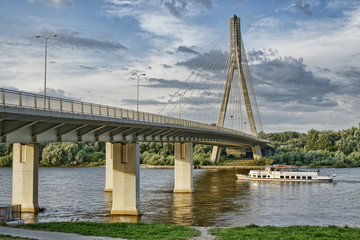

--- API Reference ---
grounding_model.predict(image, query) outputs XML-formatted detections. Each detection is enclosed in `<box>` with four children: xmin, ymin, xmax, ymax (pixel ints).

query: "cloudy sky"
<box><xmin>0</xmin><ymin>0</ymin><xmax>359</xmax><ymax>133</ymax></box>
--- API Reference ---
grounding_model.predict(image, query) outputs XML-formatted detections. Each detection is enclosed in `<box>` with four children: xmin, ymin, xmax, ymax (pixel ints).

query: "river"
<box><xmin>0</xmin><ymin>167</ymin><xmax>359</xmax><ymax>227</ymax></box>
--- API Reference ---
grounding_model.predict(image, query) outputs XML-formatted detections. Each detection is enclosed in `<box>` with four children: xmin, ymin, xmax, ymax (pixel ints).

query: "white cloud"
<box><xmin>246</xmin><ymin>4</ymin><xmax>360</xmax><ymax>71</ymax></box>
<box><xmin>139</xmin><ymin>13</ymin><xmax>209</xmax><ymax>48</ymax></box>
<box><xmin>104</xmin><ymin>0</ymin><xmax>144</xmax><ymax>18</ymax></box>
<box><xmin>252</xmin><ymin>17</ymin><xmax>281</xmax><ymax>28</ymax></box>
<box><xmin>28</xmin><ymin>0</ymin><xmax>72</xmax><ymax>9</ymax></box>
<box><xmin>326</xmin><ymin>0</ymin><xmax>354</xmax><ymax>10</ymax></box>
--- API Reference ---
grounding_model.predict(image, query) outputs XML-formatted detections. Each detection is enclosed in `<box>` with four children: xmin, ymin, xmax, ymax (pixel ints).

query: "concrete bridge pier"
<box><xmin>252</xmin><ymin>145</ymin><xmax>262</xmax><ymax>159</ymax></box>
<box><xmin>104</xmin><ymin>142</ymin><xmax>113</xmax><ymax>192</ymax></box>
<box><xmin>12</xmin><ymin>143</ymin><xmax>40</xmax><ymax>213</ymax></box>
<box><xmin>110</xmin><ymin>142</ymin><xmax>140</xmax><ymax>215</ymax></box>
<box><xmin>174</xmin><ymin>142</ymin><xmax>194</xmax><ymax>193</ymax></box>
<box><xmin>210</xmin><ymin>145</ymin><xmax>221</xmax><ymax>164</ymax></box>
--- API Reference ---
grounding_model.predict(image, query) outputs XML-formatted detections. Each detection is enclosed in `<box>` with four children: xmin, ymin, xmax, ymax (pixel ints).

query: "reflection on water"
<box><xmin>0</xmin><ymin>167</ymin><xmax>359</xmax><ymax>227</ymax></box>
<box><xmin>171</xmin><ymin>193</ymin><xmax>193</xmax><ymax>225</ymax></box>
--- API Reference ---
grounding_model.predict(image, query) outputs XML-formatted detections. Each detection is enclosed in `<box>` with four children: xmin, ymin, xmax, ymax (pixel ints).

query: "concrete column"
<box><xmin>111</xmin><ymin>142</ymin><xmax>140</xmax><ymax>215</ymax></box>
<box><xmin>210</xmin><ymin>145</ymin><xmax>221</xmax><ymax>163</ymax></box>
<box><xmin>12</xmin><ymin>143</ymin><xmax>39</xmax><ymax>213</ymax></box>
<box><xmin>104</xmin><ymin>142</ymin><xmax>113</xmax><ymax>192</ymax></box>
<box><xmin>252</xmin><ymin>145</ymin><xmax>262</xmax><ymax>159</ymax></box>
<box><xmin>174</xmin><ymin>142</ymin><xmax>193</xmax><ymax>193</ymax></box>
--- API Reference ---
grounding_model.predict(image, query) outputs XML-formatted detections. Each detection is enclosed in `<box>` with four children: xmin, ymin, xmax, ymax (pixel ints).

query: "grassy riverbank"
<box><xmin>17</xmin><ymin>222</ymin><xmax>360</xmax><ymax>240</ymax></box>
<box><xmin>211</xmin><ymin>224</ymin><xmax>360</xmax><ymax>240</ymax></box>
<box><xmin>22</xmin><ymin>222</ymin><xmax>200</xmax><ymax>240</ymax></box>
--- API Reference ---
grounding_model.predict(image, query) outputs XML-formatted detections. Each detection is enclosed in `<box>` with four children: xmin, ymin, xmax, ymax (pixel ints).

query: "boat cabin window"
<box><xmin>297</xmin><ymin>176</ymin><xmax>301</xmax><ymax>179</ymax></box>
<box><xmin>307</xmin><ymin>176</ymin><xmax>312</xmax><ymax>179</ymax></box>
<box><xmin>285</xmin><ymin>176</ymin><xmax>289</xmax><ymax>179</ymax></box>
<box><xmin>291</xmin><ymin>176</ymin><xmax>295</xmax><ymax>179</ymax></box>
<box><xmin>280</xmin><ymin>176</ymin><xmax>284</xmax><ymax>179</ymax></box>
<box><xmin>252</xmin><ymin>175</ymin><xmax>256</xmax><ymax>178</ymax></box>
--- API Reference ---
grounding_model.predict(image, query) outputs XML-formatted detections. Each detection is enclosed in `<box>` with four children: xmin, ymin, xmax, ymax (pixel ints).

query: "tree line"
<box><xmin>0</xmin><ymin>142</ymin><xmax>106</xmax><ymax>167</ymax></box>
<box><xmin>0</xmin><ymin>126</ymin><xmax>359</xmax><ymax>168</ymax></box>
<box><xmin>0</xmin><ymin>142</ymin><xmax>219</xmax><ymax>167</ymax></box>
<box><xmin>259</xmin><ymin>127</ymin><xmax>360</xmax><ymax>167</ymax></box>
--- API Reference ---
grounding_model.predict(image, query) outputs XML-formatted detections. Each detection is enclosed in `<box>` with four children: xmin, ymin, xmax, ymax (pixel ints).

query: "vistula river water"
<box><xmin>0</xmin><ymin>167</ymin><xmax>359</xmax><ymax>227</ymax></box>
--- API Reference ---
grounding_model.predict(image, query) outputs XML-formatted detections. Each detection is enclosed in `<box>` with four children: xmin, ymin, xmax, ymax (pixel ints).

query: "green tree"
<box><xmin>318</xmin><ymin>133</ymin><xmax>330</xmax><ymax>150</ymax></box>
<box><xmin>0</xmin><ymin>143</ymin><xmax>12</xmax><ymax>156</ymax></box>
<box><xmin>41</xmin><ymin>142</ymin><xmax>78</xmax><ymax>166</ymax></box>
<box><xmin>0</xmin><ymin>155</ymin><xmax>12</xmax><ymax>167</ymax></box>
<box><xmin>305</xmin><ymin>129</ymin><xmax>319</xmax><ymax>151</ymax></box>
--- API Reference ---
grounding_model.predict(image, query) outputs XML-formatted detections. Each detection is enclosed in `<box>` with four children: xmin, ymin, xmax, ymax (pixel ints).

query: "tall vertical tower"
<box><xmin>211</xmin><ymin>15</ymin><xmax>262</xmax><ymax>163</ymax></box>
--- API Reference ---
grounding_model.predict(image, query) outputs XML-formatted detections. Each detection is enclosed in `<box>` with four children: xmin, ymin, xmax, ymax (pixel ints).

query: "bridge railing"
<box><xmin>0</xmin><ymin>88</ymin><xmax>257</xmax><ymax>139</ymax></box>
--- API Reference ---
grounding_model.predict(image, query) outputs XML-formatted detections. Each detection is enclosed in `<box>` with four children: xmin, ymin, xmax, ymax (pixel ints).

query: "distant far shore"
<box><xmin>140</xmin><ymin>164</ymin><xmax>265</xmax><ymax>169</ymax></box>
<box><xmin>0</xmin><ymin>164</ymin><xmax>345</xmax><ymax>169</ymax></box>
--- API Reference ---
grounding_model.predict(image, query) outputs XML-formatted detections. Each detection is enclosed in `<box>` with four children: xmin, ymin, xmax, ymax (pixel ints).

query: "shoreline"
<box><xmin>140</xmin><ymin>164</ymin><xmax>265</xmax><ymax>169</ymax></box>
<box><xmin>0</xmin><ymin>165</ymin><xmax>345</xmax><ymax>169</ymax></box>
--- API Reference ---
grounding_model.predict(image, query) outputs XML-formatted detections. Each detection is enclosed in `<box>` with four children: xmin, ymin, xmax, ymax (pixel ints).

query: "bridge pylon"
<box><xmin>211</xmin><ymin>15</ymin><xmax>262</xmax><ymax>163</ymax></box>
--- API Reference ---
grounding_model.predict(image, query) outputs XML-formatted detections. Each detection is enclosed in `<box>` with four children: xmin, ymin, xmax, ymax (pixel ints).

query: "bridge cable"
<box><xmin>167</xmin><ymin>29</ymin><xmax>229</xmax><ymax>121</ymax></box>
<box><xmin>158</xmin><ymin>29</ymin><xmax>229</xmax><ymax>116</ymax></box>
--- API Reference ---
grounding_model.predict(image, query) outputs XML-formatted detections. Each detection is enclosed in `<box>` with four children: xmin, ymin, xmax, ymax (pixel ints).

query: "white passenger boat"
<box><xmin>236</xmin><ymin>165</ymin><xmax>336</xmax><ymax>182</ymax></box>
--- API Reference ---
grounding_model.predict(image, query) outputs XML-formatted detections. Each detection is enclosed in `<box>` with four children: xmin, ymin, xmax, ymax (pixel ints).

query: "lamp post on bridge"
<box><xmin>35</xmin><ymin>33</ymin><xmax>57</xmax><ymax>109</ymax></box>
<box><xmin>132</xmin><ymin>73</ymin><xmax>146</xmax><ymax>118</ymax></box>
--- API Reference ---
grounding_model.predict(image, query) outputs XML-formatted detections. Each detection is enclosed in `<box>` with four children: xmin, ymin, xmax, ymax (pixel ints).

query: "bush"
<box><xmin>40</xmin><ymin>142</ymin><xmax>105</xmax><ymax>167</ymax></box>
<box><xmin>252</xmin><ymin>157</ymin><xmax>273</xmax><ymax>166</ymax></box>
<box><xmin>87</xmin><ymin>152</ymin><xmax>105</xmax><ymax>163</ymax></box>
<box><xmin>0</xmin><ymin>155</ymin><xmax>12</xmax><ymax>167</ymax></box>
<box><xmin>346</xmin><ymin>151</ymin><xmax>360</xmax><ymax>167</ymax></box>
<box><xmin>193</xmin><ymin>152</ymin><xmax>212</xmax><ymax>166</ymax></box>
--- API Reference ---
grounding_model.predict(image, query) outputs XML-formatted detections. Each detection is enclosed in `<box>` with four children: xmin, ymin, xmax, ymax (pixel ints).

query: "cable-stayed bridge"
<box><xmin>1</xmin><ymin>15</ymin><xmax>271</xmax><ymax>216</ymax></box>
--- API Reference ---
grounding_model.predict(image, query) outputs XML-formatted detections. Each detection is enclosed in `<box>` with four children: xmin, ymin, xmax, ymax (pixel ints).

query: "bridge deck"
<box><xmin>0</xmin><ymin>88</ymin><xmax>269</xmax><ymax>147</ymax></box>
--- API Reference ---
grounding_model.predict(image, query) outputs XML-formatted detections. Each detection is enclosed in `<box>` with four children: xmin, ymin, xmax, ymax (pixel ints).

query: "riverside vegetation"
<box><xmin>8</xmin><ymin>222</ymin><xmax>360</xmax><ymax>240</ymax></box>
<box><xmin>0</xmin><ymin>126</ymin><xmax>359</xmax><ymax>168</ymax></box>
<box><xmin>210</xmin><ymin>224</ymin><xmax>360</xmax><ymax>240</ymax></box>
<box><xmin>258</xmin><ymin>126</ymin><xmax>360</xmax><ymax>168</ymax></box>
<box><xmin>0</xmin><ymin>142</ymin><xmax>218</xmax><ymax>167</ymax></box>
<box><xmin>21</xmin><ymin>222</ymin><xmax>200</xmax><ymax>240</ymax></box>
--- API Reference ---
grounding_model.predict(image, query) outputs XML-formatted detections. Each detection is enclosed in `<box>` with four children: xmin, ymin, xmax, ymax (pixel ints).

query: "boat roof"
<box><xmin>267</xmin><ymin>165</ymin><xmax>297</xmax><ymax>169</ymax></box>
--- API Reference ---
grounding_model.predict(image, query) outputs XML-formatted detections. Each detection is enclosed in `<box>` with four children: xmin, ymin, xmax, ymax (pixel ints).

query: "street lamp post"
<box><xmin>35</xmin><ymin>34</ymin><xmax>57</xmax><ymax>108</ymax></box>
<box><xmin>132</xmin><ymin>73</ymin><xmax>146</xmax><ymax>115</ymax></box>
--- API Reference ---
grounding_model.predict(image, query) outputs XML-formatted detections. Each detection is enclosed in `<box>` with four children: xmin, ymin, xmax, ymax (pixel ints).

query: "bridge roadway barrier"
<box><xmin>0</xmin><ymin>88</ymin><xmax>270</xmax><ymax>215</ymax></box>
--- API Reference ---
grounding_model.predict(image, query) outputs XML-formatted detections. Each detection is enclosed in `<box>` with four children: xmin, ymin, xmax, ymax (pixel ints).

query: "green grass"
<box><xmin>0</xmin><ymin>235</ymin><xmax>35</xmax><ymax>240</ymax></box>
<box><xmin>23</xmin><ymin>222</ymin><xmax>200</xmax><ymax>240</ymax></box>
<box><xmin>210</xmin><ymin>224</ymin><xmax>360</xmax><ymax>240</ymax></box>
